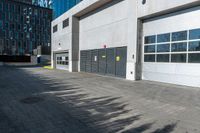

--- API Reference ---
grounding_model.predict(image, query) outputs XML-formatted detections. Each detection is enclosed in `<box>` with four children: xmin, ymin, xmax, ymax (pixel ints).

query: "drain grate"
<box><xmin>20</xmin><ymin>96</ymin><xmax>44</xmax><ymax>104</ymax></box>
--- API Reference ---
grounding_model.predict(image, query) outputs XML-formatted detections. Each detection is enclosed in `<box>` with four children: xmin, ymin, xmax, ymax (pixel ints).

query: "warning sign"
<box><xmin>116</xmin><ymin>56</ymin><xmax>120</xmax><ymax>62</ymax></box>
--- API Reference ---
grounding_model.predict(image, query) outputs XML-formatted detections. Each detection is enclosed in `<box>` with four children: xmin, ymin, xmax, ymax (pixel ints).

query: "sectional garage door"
<box><xmin>55</xmin><ymin>52</ymin><xmax>69</xmax><ymax>70</ymax></box>
<box><xmin>80</xmin><ymin>47</ymin><xmax>127</xmax><ymax>78</ymax></box>
<box><xmin>142</xmin><ymin>7</ymin><xmax>200</xmax><ymax>87</ymax></box>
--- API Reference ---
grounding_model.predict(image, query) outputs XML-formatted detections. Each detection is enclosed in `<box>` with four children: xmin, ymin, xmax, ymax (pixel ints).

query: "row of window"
<box><xmin>144</xmin><ymin>53</ymin><xmax>200</xmax><ymax>63</ymax></box>
<box><xmin>56</xmin><ymin>56</ymin><xmax>69</xmax><ymax>65</ymax></box>
<box><xmin>144</xmin><ymin>28</ymin><xmax>200</xmax><ymax>63</ymax></box>
<box><xmin>144</xmin><ymin>41</ymin><xmax>200</xmax><ymax>53</ymax></box>
<box><xmin>145</xmin><ymin>28</ymin><xmax>200</xmax><ymax>44</ymax></box>
<box><xmin>53</xmin><ymin>18</ymin><xmax>69</xmax><ymax>33</ymax></box>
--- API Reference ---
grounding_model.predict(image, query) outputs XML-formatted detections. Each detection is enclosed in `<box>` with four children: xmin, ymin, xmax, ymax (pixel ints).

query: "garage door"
<box><xmin>55</xmin><ymin>52</ymin><xmax>69</xmax><ymax>70</ymax></box>
<box><xmin>80</xmin><ymin>46</ymin><xmax>127</xmax><ymax>78</ymax></box>
<box><xmin>142</xmin><ymin>7</ymin><xmax>200</xmax><ymax>87</ymax></box>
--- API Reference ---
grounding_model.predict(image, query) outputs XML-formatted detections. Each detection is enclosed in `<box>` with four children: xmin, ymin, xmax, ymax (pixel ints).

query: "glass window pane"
<box><xmin>157</xmin><ymin>33</ymin><xmax>170</xmax><ymax>43</ymax></box>
<box><xmin>157</xmin><ymin>44</ymin><xmax>170</xmax><ymax>52</ymax></box>
<box><xmin>172</xmin><ymin>31</ymin><xmax>187</xmax><ymax>41</ymax></box>
<box><xmin>189</xmin><ymin>41</ymin><xmax>200</xmax><ymax>51</ymax></box>
<box><xmin>189</xmin><ymin>28</ymin><xmax>200</xmax><ymax>40</ymax></box>
<box><xmin>144</xmin><ymin>45</ymin><xmax>155</xmax><ymax>53</ymax></box>
<box><xmin>171</xmin><ymin>54</ymin><xmax>186</xmax><ymax>63</ymax></box>
<box><xmin>63</xmin><ymin>18</ymin><xmax>69</xmax><ymax>28</ymax></box>
<box><xmin>171</xmin><ymin>42</ymin><xmax>187</xmax><ymax>52</ymax></box>
<box><xmin>157</xmin><ymin>54</ymin><xmax>169</xmax><ymax>62</ymax></box>
<box><xmin>144</xmin><ymin>35</ymin><xmax>156</xmax><ymax>44</ymax></box>
<box><xmin>188</xmin><ymin>53</ymin><xmax>200</xmax><ymax>63</ymax></box>
<box><xmin>144</xmin><ymin>54</ymin><xmax>155</xmax><ymax>62</ymax></box>
<box><xmin>53</xmin><ymin>25</ymin><xmax>57</xmax><ymax>33</ymax></box>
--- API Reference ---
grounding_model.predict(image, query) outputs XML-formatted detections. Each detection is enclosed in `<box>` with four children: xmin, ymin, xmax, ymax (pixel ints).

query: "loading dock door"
<box><xmin>55</xmin><ymin>52</ymin><xmax>69</xmax><ymax>70</ymax></box>
<box><xmin>106</xmin><ymin>48</ymin><xmax>116</xmax><ymax>76</ymax></box>
<box><xmin>91</xmin><ymin>50</ymin><xmax>98</xmax><ymax>73</ymax></box>
<box><xmin>98</xmin><ymin>49</ymin><xmax>107</xmax><ymax>75</ymax></box>
<box><xmin>115</xmin><ymin>47</ymin><xmax>127</xmax><ymax>78</ymax></box>
<box><xmin>80</xmin><ymin>51</ymin><xmax>87</xmax><ymax>72</ymax></box>
<box><xmin>142</xmin><ymin>7</ymin><xmax>200</xmax><ymax>87</ymax></box>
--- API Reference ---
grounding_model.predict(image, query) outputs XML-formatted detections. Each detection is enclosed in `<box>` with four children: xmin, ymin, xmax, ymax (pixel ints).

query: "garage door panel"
<box><xmin>86</xmin><ymin>50</ymin><xmax>92</xmax><ymax>72</ymax></box>
<box><xmin>98</xmin><ymin>49</ymin><xmax>107</xmax><ymax>74</ymax></box>
<box><xmin>106</xmin><ymin>48</ymin><xmax>115</xmax><ymax>76</ymax></box>
<box><xmin>116</xmin><ymin>47</ymin><xmax>127</xmax><ymax>78</ymax></box>
<box><xmin>80</xmin><ymin>51</ymin><xmax>87</xmax><ymax>72</ymax></box>
<box><xmin>91</xmin><ymin>50</ymin><xmax>98</xmax><ymax>73</ymax></box>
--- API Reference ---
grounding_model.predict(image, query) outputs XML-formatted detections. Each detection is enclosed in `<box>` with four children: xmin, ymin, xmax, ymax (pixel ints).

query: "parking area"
<box><xmin>0</xmin><ymin>66</ymin><xmax>200</xmax><ymax>133</ymax></box>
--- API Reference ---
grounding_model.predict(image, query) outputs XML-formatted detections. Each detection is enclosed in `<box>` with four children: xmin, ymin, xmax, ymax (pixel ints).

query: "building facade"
<box><xmin>0</xmin><ymin>0</ymin><xmax>52</xmax><ymax>55</ymax></box>
<box><xmin>51</xmin><ymin>0</ymin><xmax>200</xmax><ymax>87</ymax></box>
<box><xmin>52</xmin><ymin>0</ymin><xmax>82</xmax><ymax>18</ymax></box>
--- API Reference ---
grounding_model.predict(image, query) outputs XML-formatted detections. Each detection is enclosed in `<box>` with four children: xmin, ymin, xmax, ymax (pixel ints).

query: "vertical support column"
<box><xmin>71</xmin><ymin>16</ymin><xmax>80</xmax><ymax>72</ymax></box>
<box><xmin>126</xmin><ymin>0</ymin><xmax>138</xmax><ymax>80</ymax></box>
<box><xmin>135</xmin><ymin>19</ymin><xmax>143</xmax><ymax>80</ymax></box>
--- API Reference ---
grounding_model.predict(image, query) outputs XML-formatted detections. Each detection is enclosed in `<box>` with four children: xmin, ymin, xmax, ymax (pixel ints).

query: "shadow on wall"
<box><xmin>19</xmin><ymin>67</ymin><xmax>178</xmax><ymax>133</ymax></box>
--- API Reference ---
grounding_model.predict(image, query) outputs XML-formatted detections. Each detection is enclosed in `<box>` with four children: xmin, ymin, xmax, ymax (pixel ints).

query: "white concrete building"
<box><xmin>51</xmin><ymin>0</ymin><xmax>200</xmax><ymax>87</ymax></box>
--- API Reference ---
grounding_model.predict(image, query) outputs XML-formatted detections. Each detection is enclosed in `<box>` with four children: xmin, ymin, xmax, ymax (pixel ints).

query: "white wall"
<box><xmin>79</xmin><ymin>0</ymin><xmax>128</xmax><ymax>50</ymax></box>
<box><xmin>142</xmin><ymin>7</ymin><xmax>200</xmax><ymax>87</ymax></box>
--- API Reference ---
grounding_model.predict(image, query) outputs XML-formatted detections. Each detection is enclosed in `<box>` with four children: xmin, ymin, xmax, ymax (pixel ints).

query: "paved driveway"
<box><xmin>0</xmin><ymin>66</ymin><xmax>200</xmax><ymax>133</ymax></box>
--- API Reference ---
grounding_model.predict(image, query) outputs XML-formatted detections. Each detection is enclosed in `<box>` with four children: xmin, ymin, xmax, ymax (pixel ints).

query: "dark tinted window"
<box><xmin>171</xmin><ymin>54</ymin><xmax>186</xmax><ymax>63</ymax></box>
<box><xmin>145</xmin><ymin>35</ymin><xmax>156</xmax><ymax>44</ymax></box>
<box><xmin>157</xmin><ymin>54</ymin><xmax>169</xmax><ymax>62</ymax></box>
<box><xmin>188</xmin><ymin>53</ymin><xmax>200</xmax><ymax>63</ymax></box>
<box><xmin>189</xmin><ymin>28</ymin><xmax>200</xmax><ymax>40</ymax></box>
<box><xmin>144</xmin><ymin>54</ymin><xmax>155</xmax><ymax>62</ymax></box>
<box><xmin>53</xmin><ymin>25</ymin><xmax>58</xmax><ymax>33</ymax></box>
<box><xmin>172</xmin><ymin>31</ymin><xmax>187</xmax><ymax>41</ymax></box>
<box><xmin>157</xmin><ymin>33</ymin><xmax>170</xmax><ymax>43</ymax></box>
<box><xmin>189</xmin><ymin>41</ymin><xmax>200</xmax><ymax>51</ymax></box>
<box><xmin>144</xmin><ymin>45</ymin><xmax>155</xmax><ymax>53</ymax></box>
<box><xmin>63</xmin><ymin>18</ymin><xmax>69</xmax><ymax>28</ymax></box>
<box><xmin>157</xmin><ymin>44</ymin><xmax>170</xmax><ymax>52</ymax></box>
<box><xmin>171</xmin><ymin>42</ymin><xmax>187</xmax><ymax>52</ymax></box>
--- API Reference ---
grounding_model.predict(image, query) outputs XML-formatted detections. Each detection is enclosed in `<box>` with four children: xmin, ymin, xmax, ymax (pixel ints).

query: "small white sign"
<box><xmin>94</xmin><ymin>56</ymin><xmax>97</xmax><ymax>62</ymax></box>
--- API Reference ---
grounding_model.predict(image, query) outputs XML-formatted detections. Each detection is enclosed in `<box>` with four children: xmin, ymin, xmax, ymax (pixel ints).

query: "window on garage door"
<box><xmin>144</xmin><ymin>28</ymin><xmax>200</xmax><ymax>63</ymax></box>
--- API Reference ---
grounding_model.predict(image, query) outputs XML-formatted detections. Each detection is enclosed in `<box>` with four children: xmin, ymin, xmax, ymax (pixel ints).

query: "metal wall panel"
<box><xmin>91</xmin><ymin>50</ymin><xmax>99</xmax><ymax>73</ymax></box>
<box><xmin>115</xmin><ymin>47</ymin><xmax>127</xmax><ymax>78</ymax></box>
<box><xmin>80</xmin><ymin>51</ymin><xmax>87</xmax><ymax>72</ymax></box>
<box><xmin>106</xmin><ymin>48</ymin><xmax>116</xmax><ymax>76</ymax></box>
<box><xmin>98</xmin><ymin>49</ymin><xmax>107</xmax><ymax>74</ymax></box>
<box><xmin>85</xmin><ymin>50</ymin><xmax>92</xmax><ymax>72</ymax></box>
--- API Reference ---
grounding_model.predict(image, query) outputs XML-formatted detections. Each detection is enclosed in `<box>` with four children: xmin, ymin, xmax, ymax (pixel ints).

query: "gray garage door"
<box><xmin>80</xmin><ymin>46</ymin><xmax>127</xmax><ymax>78</ymax></box>
<box><xmin>55</xmin><ymin>52</ymin><xmax>69</xmax><ymax>70</ymax></box>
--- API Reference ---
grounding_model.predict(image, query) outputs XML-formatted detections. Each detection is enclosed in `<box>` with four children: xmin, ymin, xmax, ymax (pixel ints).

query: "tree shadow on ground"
<box><xmin>0</xmin><ymin>67</ymin><xmax>179</xmax><ymax>133</ymax></box>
